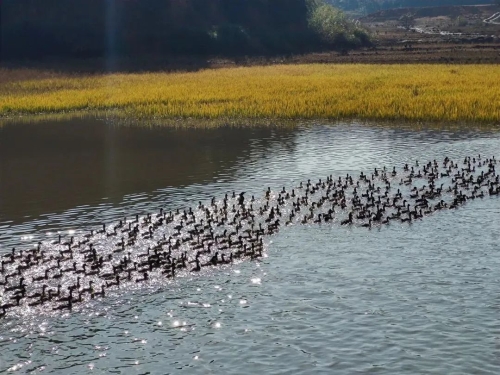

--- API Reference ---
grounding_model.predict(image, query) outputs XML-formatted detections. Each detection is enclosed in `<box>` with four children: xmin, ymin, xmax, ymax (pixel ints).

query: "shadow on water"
<box><xmin>0</xmin><ymin>115</ymin><xmax>498</xmax><ymax>227</ymax></box>
<box><xmin>0</xmin><ymin>117</ymin><xmax>296</xmax><ymax>224</ymax></box>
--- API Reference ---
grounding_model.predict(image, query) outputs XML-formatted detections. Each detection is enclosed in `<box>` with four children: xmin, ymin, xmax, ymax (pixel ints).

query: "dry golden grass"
<box><xmin>1</xmin><ymin>64</ymin><xmax>499</xmax><ymax>123</ymax></box>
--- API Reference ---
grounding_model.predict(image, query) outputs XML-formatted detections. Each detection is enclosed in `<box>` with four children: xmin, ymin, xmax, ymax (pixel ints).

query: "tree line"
<box><xmin>1</xmin><ymin>0</ymin><xmax>370</xmax><ymax>61</ymax></box>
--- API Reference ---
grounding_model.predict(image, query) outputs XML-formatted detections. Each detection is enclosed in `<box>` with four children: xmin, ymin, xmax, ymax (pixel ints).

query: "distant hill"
<box><xmin>360</xmin><ymin>3</ymin><xmax>498</xmax><ymax>21</ymax></box>
<box><xmin>327</xmin><ymin>0</ymin><xmax>495</xmax><ymax>13</ymax></box>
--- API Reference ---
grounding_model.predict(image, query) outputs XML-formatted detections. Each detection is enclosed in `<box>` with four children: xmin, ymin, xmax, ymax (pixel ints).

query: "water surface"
<box><xmin>0</xmin><ymin>118</ymin><xmax>499</xmax><ymax>374</ymax></box>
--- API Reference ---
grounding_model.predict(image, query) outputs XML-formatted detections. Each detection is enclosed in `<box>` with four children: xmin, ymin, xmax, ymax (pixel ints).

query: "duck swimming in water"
<box><xmin>0</xmin><ymin>153</ymin><xmax>498</xmax><ymax>318</ymax></box>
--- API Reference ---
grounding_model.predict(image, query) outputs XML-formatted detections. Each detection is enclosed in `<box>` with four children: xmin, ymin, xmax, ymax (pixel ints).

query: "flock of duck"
<box><xmin>0</xmin><ymin>154</ymin><xmax>498</xmax><ymax>318</ymax></box>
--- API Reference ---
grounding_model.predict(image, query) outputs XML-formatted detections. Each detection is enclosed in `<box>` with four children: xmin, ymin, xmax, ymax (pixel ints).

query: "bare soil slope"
<box><xmin>351</xmin><ymin>4</ymin><xmax>500</xmax><ymax>64</ymax></box>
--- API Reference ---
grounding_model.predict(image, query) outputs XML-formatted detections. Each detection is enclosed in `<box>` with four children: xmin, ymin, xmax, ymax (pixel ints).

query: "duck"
<box><xmin>32</xmin><ymin>269</ymin><xmax>50</xmax><ymax>283</ymax></box>
<box><xmin>361</xmin><ymin>219</ymin><xmax>372</xmax><ymax>229</ymax></box>
<box><xmin>341</xmin><ymin>212</ymin><xmax>353</xmax><ymax>225</ymax></box>
<box><xmin>191</xmin><ymin>259</ymin><xmax>201</xmax><ymax>272</ymax></box>
<box><xmin>107</xmin><ymin>275</ymin><xmax>120</xmax><ymax>288</ymax></box>
<box><xmin>5</xmin><ymin>277</ymin><xmax>25</xmax><ymax>292</ymax></box>
<box><xmin>135</xmin><ymin>272</ymin><xmax>149</xmax><ymax>283</ymax></box>
<box><xmin>1</xmin><ymin>153</ymin><xmax>498</xmax><ymax>314</ymax></box>
<box><xmin>91</xmin><ymin>285</ymin><xmax>106</xmax><ymax>299</ymax></box>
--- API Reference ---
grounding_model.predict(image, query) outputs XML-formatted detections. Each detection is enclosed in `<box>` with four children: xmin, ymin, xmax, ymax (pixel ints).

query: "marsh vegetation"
<box><xmin>1</xmin><ymin>64</ymin><xmax>499</xmax><ymax>123</ymax></box>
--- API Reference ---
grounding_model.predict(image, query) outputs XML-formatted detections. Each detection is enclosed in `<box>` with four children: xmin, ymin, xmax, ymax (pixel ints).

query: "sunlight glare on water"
<box><xmin>0</xmin><ymin>118</ymin><xmax>499</xmax><ymax>374</ymax></box>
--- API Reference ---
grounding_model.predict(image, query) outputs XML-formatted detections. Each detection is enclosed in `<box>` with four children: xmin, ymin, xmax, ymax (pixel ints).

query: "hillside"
<box><xmin>0</xmin><ymin>0</ymin><xmax>370</xmax><ymax>64</ymax></box>
<box><xmin>328</xmin><ymin>0</ymin><xmax>495</xmax><ymax>13</ymax></box>
<box><xmin>362</xmin><ymin>4</ymin><xmax>499</xmax><ymax>21</ymax></box>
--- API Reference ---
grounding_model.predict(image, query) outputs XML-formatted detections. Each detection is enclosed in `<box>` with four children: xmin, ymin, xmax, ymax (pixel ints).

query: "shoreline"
<box><xmin>1</xmin><ymin>112</ymin><xmax>499</xmax><ymax>131</ymax></box>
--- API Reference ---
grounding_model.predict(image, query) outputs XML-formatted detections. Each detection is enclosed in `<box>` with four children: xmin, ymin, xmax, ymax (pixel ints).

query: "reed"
<box><xmin>1</xmin><ymin>64</ymin><xmax>499</xmax><ymax>123</ymax></box>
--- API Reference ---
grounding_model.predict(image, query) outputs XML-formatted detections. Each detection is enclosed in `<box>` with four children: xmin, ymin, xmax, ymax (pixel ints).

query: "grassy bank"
<box><xmin>1</xmin><ymin>64</ymin><xmax>499</xmax><ymax>123</ymax></box>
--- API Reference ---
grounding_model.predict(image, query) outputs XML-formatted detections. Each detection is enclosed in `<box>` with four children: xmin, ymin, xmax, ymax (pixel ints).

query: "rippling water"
<box><xmin>1</xmin><ymin>118</ymin><xmax>499</xmax><ymax>374</ymax></box>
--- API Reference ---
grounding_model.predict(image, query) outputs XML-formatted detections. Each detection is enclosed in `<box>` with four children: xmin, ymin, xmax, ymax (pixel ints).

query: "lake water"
<box><xmin>0</xmin><ymin>118</ymin><xmax>499</xmax><ymax>374</ymax></box>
